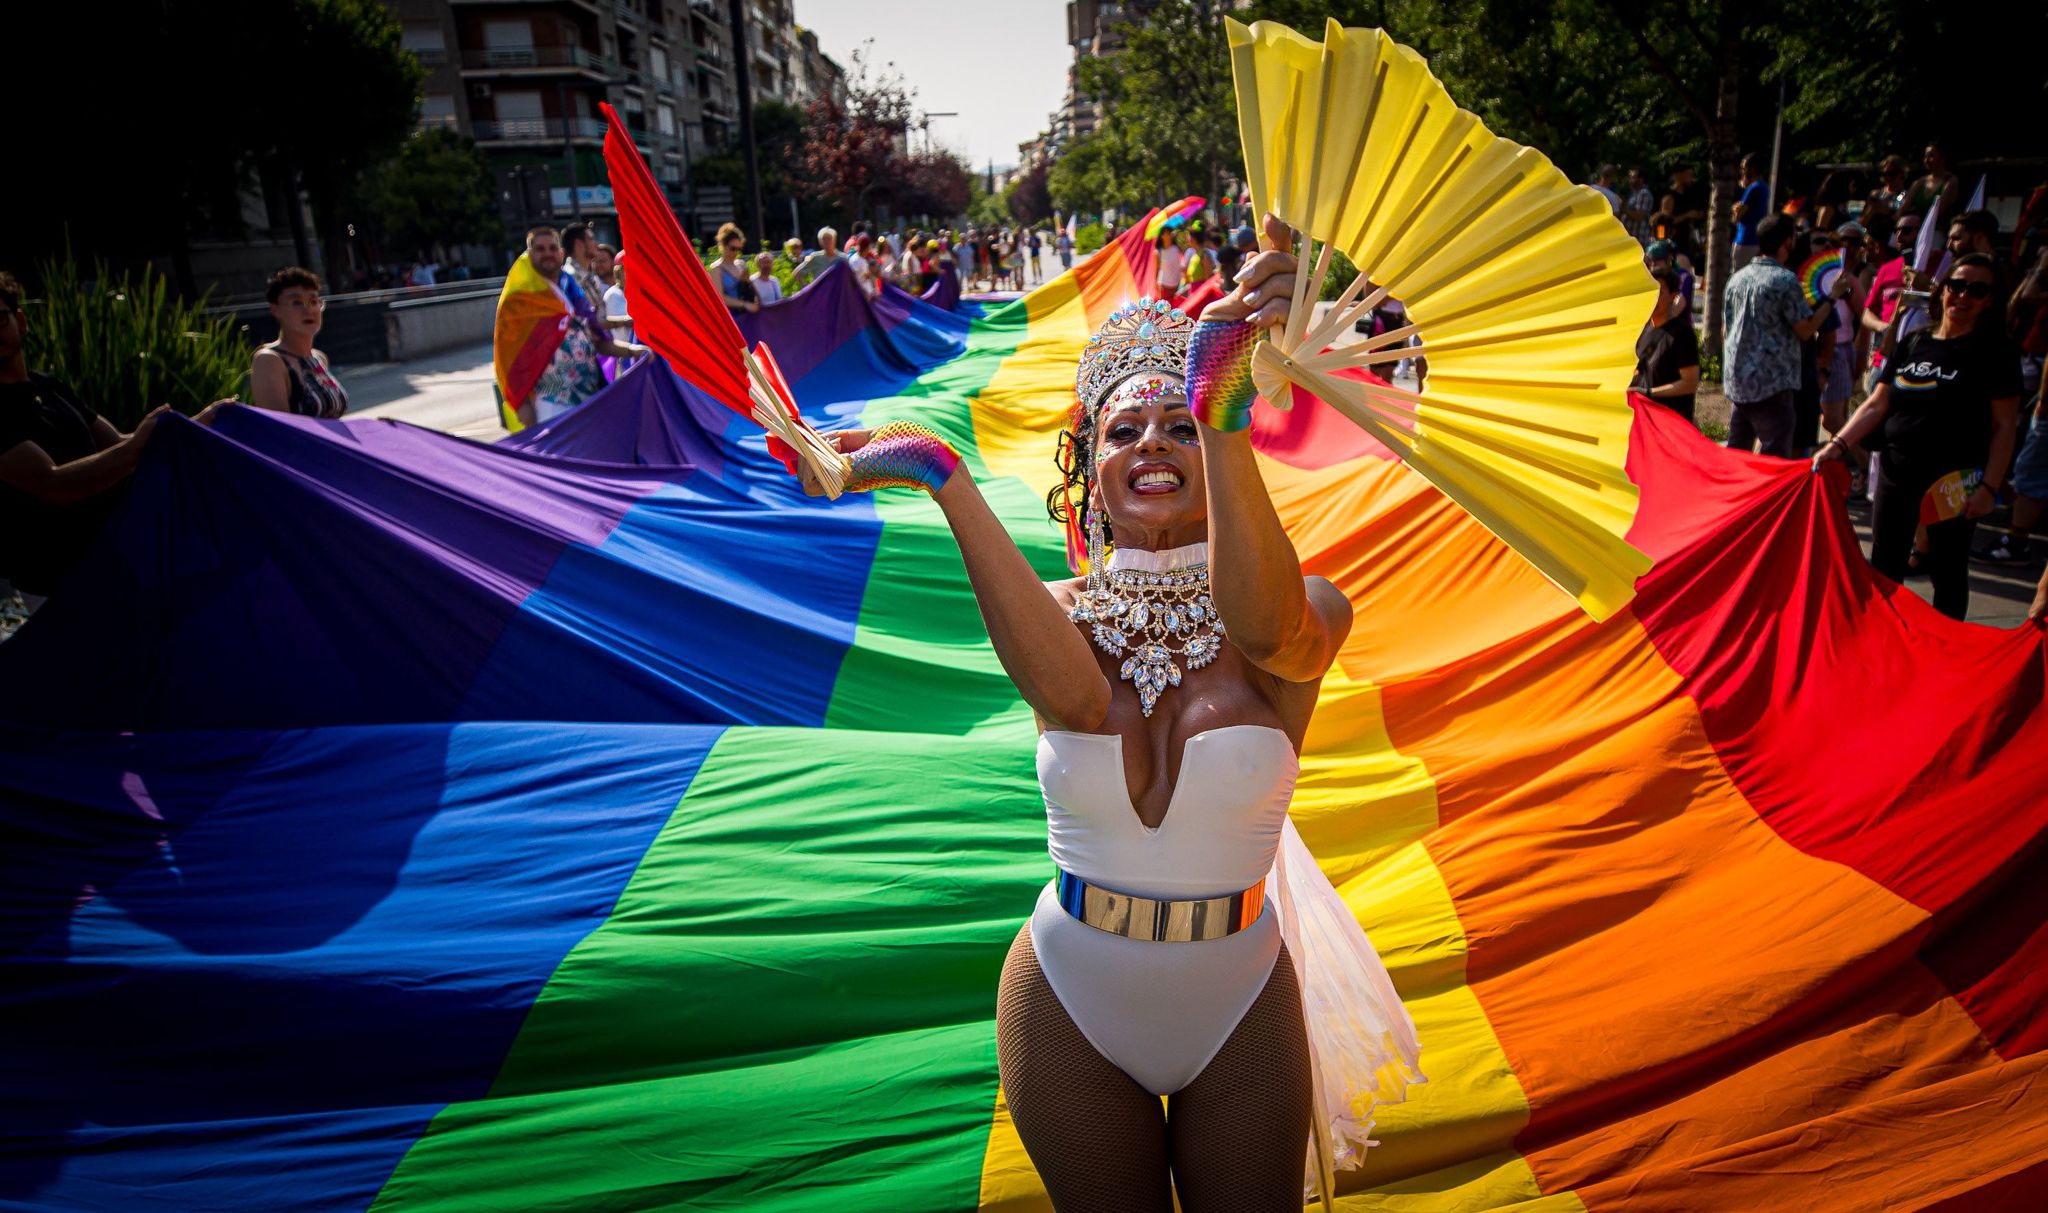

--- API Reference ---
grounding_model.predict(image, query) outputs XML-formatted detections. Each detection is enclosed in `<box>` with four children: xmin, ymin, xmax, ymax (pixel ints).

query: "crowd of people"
<box><xmin>8</xmin><ymin>152</ymin><xmax>2048</xmax><ymax>636</ymax></box>
<box><xmin>1617</xmin><ymin>146</ymin><xmax>2046</xmax><ymax>622</ymax></box>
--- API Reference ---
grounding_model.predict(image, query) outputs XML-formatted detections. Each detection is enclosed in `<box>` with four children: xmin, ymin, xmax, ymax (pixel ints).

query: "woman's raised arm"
<box><xmin>1185</xmin><ymin>217</ymin><xmax>1352</xmax><ymax>684</ymax></box>
<box><xmin>802</xmin><ymin>429</ymin><xmax>1109</xmax><ymax>730</ymax></box>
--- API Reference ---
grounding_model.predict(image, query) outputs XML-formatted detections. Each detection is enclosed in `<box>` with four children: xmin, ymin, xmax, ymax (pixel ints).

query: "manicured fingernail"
<box><xmin>1244</xmin><ymin>291</ymin><xmax>1259</xmax><ymax>303</ymax></box>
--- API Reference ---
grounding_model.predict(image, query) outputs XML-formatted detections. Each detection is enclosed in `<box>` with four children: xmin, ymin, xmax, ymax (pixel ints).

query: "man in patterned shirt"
<box><xmin>1722</xmin><ymin>214</ymin><xmax>1850</xmax><ymax>457</ymax></box>
<box><xmin>1622</xmin><ymin>167</ymin><xmax>1657</xmax><ymax>245</ymax></box>
<box><xmin>516</xmin><ymin>228</ymin><xmax>646</xmax><ymax>426</ymax></box>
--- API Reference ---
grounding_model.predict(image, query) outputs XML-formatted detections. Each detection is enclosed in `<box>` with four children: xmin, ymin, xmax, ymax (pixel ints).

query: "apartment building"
<box><xmin>387</xmin><ymin>0</ymin><xmax>840</xmax><ymax>230</ymax></box>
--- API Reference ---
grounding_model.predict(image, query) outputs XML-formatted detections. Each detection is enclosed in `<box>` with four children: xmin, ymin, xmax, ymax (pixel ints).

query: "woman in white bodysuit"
<box><xmin>802</xmin><ymin>216</ymin><xmax>1365</xmax><ymax>1211</ymax></box>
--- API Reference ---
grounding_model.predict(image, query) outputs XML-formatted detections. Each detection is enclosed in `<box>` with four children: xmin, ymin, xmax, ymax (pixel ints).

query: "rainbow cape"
<box><xmin>1</xmin><ymin>220</ymin><xmax>2044</xmax><ymax>1211</ymax></box>
<box><xmin>492</xmin><ymin>253</ymin><xmax>593</xmax><ymax>432</ymax></box>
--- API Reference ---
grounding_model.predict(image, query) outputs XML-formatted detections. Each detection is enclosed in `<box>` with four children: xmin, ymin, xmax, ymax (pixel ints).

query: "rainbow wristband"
<box><xmin>844</xmin><ymin>421</ymin><xmax>961</xmax><ymax>494</ymax></box>
<box><xmin>1185</xmin><ymin>319</ymin><xmax>1261</xmax><ymax>432</ymax></box>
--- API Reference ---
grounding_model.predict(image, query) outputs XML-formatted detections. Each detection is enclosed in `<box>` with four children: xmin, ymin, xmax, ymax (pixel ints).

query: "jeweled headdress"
<box><xmin>1075</xmin><ymin>298</ymin><xmax>1196</xmax><ymax>412</ymax></box>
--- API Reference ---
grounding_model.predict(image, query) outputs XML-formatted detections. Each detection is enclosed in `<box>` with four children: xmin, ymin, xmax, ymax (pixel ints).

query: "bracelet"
<box><xmin>843</xmin><ymin>421</ymin><xmax>961</xmax><ymax>495</ymax></box>
<box><xmin>1184</xmin><ymin>320</ymin><xmax>1260</xmax><ymax>432</ymax></box>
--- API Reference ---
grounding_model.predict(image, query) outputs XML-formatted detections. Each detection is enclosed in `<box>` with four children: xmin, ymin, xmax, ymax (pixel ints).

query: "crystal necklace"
<box><xmin>1068</xmin><ymin>541</ymin><xmax>1225</xmax><ymax>717</ymax></box>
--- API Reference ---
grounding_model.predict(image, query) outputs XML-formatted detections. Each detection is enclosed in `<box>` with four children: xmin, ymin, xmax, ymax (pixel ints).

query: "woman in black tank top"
<box><xmin>248</xmin><ymin>267</ymin><xmax>349</xmax><ymax>419</ymax></box>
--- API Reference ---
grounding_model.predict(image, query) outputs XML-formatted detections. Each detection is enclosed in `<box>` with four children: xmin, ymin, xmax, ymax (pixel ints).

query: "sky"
<box><xmin>792</xmin><ymin>0</ymin><xmax>1072</xmax><ymax>172</ymax></box>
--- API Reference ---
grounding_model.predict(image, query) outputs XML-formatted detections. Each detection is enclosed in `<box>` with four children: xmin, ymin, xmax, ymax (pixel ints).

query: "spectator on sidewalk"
<box><xmin>1659</xmin><ymin>164</ymin><xmax>1709</xmax><ymax>267</ymax></box>
<box><xmin>1976</xmin><ymin>248</ymin><xmax>2048</xmax><ymax>566</ymax></box>
<box><xmin>1820</xmin><ymin>224</ymin><xmax>1869</xmax><ymax>461</ymax></box>
<box><xmin>1632</xmin><ymin>266</ymin><xmax>1700</xmax><ymax>424</ymax></box>
<box><xmin>560</xmin><ymin>222</ymin><xmax>609</xmax><ymax>312</ymax></box>
<box><xmin>750</xmin><ymin>253</ymin><xmax>784</xmax><ymax>306</ymax></box>
<box><xmin>1817</xmin><ymin>253</ymin><xmax>2020</xmax><ymax>619</ymax></box>
<box><xmin>1622</xmin><ymin>167</ymin><xmax>1657</xmax><ymax>244</ymax></box>
<box><xmin>1731</xmin><ymin>153</ymin><xmax>1771</xmax><ymax>271</ymax></box>
<box><xmin>1590</xmin><ymin>164</ymin><xmax>1622</xmax><ymax>217</ymax></box>
<box><xmin>512</xmin><ymin>227</ymin><xmax>646</xmax><ymax>426</ymax></box>
<box><xmin>1862</xmin><ymin>213</ymin><xmax>1916</xmax><ymax>388</ymax></box>
<box><xmin>794</xmin><ymin>227</ymin><xmax>842</xmax><ymax>288</ymax></box>
<box><xmin>1154</xmin><ymin>230</ymin><xmax>1187</xmax><ymax>302</ymax></box>
<box><xmin>0</xmin><ymin>271</ymin><xmax>173</xmax><ymax>600</ymax></box>
<box><xmin>1724</xmin><ymin>215</ymin><xmax>1851</xmax><ymax>457</ymax></box>
<box><xmin>710</xmin><ymin>223</ymin><xmax>760</xmax><ymax>315</ymax></box>
<box><xmin>1864</xmin><ymin>154</ymin><xmax>1910</xmax><ymax>222</ymax></box>
<box><xmin>1948</xmin><ymin>209</ymin><xmax>2015</xmax><ymax>297</ymax></box>
<box><xmin>249</xmin><ymin>267</ymin><xmax>348</xmax><ymax>418</ymax></box>
<box><xmin>1645</xmin><ymin>240</ymin><xmax>1695</xmax><ymax>317</ymax></box>
<box><xmin>1900</xmin><ymin>143</ymin><xmax>1961</xmax><ymax>224</ymax></box>
<box><xmin>1056</xmin><ymin>226</ymin><xmax>1074</xmax><ymax>271</ymax></box>
<box><xmin>603</xmin><ymin>252</ymin><xmax>632</xmax><ymax>346</ymax></box>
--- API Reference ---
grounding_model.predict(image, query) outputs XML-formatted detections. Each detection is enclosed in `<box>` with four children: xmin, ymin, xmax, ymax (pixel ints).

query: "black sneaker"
<box><xmin>1971</xmin><ymin>541</ymin><xmax>2030</xmax><ymax>566</ymax></box>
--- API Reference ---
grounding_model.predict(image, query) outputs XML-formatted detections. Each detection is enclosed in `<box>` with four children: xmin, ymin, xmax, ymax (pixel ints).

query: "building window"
<box><xmin>651</xmin><ymin>46</ymin><xmax>668</xmax><ymax>79</ymax></box>
<box><xmin>422</xmin><ymin>94</ymin><xmax>458</xmax><ymax>130</ymax></box>
<box><xmin>402</xmin><ymin>24</ymin><xmax>447</xmax><ymax>65</ymax></box>
<box><xmin>658</xmin><ymin>103</ymin><xmax>676</xmax><ymax>135</ymax></box>
<box><xmin>482</xmin><ymin>19</ymin><xmax>530</xmax><ymax>50</ymax></box>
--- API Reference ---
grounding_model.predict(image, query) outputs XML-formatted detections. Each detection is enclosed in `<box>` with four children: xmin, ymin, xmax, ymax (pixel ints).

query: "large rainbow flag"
<box><xmin>2</xmin><ymin>221</ymin><xmax>2044</xmax><ymax>1211</ymax></box>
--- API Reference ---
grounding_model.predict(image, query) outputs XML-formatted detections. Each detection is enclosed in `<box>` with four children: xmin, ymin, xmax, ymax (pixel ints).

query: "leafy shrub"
<box><xmin>1318</xmin><ymin>247</ymin><xmax>1361</xmax><ymax>302</ymax></box>
<box><xmin>25</xmin><ymin>257</ymin><xmax>246</xmax><ymax>430</ymax></box>
<box><xmin>1075</xmin><ymin>222</ymin><xmax>1108</xmax><ymax>255</ymax></box>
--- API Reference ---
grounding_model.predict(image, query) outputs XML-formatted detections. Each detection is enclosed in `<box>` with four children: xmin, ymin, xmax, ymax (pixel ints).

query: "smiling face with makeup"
<box><xmin>1089</xmin><ymin>374</ymin><xmax>1210</xmax><ymax>552</ymax></box>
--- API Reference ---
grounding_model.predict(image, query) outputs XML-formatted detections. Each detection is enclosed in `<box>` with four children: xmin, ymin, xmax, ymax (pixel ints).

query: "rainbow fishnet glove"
<box><xmin>1185</xmin><ymin>319</ymin><xmax>1260</xmax><ymax>433</ymax></box>
<box><xmin>843</xmin><ymin>421</ymin><xmax>962</xmax><ymax>494</ymax></box>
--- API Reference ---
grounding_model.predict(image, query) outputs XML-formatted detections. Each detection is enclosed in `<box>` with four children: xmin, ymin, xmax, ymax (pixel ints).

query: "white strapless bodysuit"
<box><xmin>1029</xmin><ymin>724</ymin><xmax>1300</xmax><ymax>1096</ymax></box>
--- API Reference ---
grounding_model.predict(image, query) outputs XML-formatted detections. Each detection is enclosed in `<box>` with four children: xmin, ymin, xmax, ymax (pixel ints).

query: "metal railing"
<box><xmin>460</xmin><ymin>45</ymin><xmax>617</xmax><ymax>73</ymax></box>
<box><xmin>473</xmin><ymin>117</ymin><xmax>607</xmax><ymax>141</ymax></box>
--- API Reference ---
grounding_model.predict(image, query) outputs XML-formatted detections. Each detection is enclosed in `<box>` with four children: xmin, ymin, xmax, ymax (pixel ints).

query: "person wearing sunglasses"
<box><xmin>709</xmin><ymin>223</ymin><xmax>760</xmax><ymax>315</ymax></box>
<box><xmin>1814</xmin><ymin>254</ymin><xmax>2022</xmax><ymax>618</ymax></box>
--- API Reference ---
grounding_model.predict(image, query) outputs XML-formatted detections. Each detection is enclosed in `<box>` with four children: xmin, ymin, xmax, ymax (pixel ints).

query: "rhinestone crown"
<box><xmin>1075</xmin><ymin>297</ymin><xmax>1195</xmax><ymax>412</ymax></box>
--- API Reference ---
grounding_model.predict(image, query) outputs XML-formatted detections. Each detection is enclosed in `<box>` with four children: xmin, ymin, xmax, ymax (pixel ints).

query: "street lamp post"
<box><xmin>918</xmin><ymin>111</ymin><xmax>958</xmax><ymax>155</ymax></box>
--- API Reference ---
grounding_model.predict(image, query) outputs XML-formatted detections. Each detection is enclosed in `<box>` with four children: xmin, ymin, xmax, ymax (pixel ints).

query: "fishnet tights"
<box><xmin>995</xmin><ymin>926</ymin><xmax>1311</xmax><ymax>1212</ymax></box>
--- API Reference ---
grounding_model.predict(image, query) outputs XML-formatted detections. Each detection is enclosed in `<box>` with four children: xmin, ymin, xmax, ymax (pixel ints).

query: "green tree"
<box><xmin>695</xmin><ymin>99</ymin><xmax>815</xmax><ymax>239</ymax></box>
<box><xmin>356</xmin><ymin>130</ymin><xmax>499</xmax><ymax>259</ymax></box>
<box><xmin>968</xmin><ymin>180</ymin><xmax>1013</xmax><ymax>229</ymax></box>
<box><xmin>1072</xmin><ymin>0</ymin><xmax>1243</xmax><ymax>206</ymax></box>
<box><xmin>896</xmin><ymin>151</ymin><xmax>974</xmax><ymax>224</ymax></box>
<box><xmin>1009</xmin><ymin>162</ymin><xmax>1053</xmax><ymax>226</ymax></box>
<box><xmin>238</xmin><ymin>0</ymin><xmax>424</xmax><ymax>287</ymax></box>
<box><xmin>802</xmin><ymin>48</ymin><xmax>915</xmax><ymax>221</ymax></box>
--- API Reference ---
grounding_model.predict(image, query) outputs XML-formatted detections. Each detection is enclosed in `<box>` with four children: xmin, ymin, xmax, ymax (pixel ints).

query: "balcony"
<box><xmin>473</xmin><ymin>117</ymin><xmax>607</xmax><ymax>142</ymax></box>
<box><xmin>459</xmin><ymin>45</ymin><xmax>619</xmax><ymax>76</ymax></box>
<box><xmin>451</xmin><ymin>0</ymin><xmax>603</xmax><ymax>10</ymax></box>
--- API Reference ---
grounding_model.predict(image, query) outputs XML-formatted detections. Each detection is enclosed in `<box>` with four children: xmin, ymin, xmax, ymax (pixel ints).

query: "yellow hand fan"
<box><xmin>1227</xmin><ymin>17</ymin><xmax>1656</xmax><ymax>622</ymax></box>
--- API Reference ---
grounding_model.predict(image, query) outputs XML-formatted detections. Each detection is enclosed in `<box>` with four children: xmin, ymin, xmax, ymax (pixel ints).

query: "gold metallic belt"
<box><xmin>1054</xmin><ymin>869</ymin><xmax>1266</xmax><ymax>942</ymax></box>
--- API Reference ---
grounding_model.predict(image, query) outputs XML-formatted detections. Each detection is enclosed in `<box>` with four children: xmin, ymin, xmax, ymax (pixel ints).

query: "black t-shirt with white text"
<box><xmin>1877</xmin><ymin>329</ymin><xmax>2023</xmax><ymax>479</ymax></box>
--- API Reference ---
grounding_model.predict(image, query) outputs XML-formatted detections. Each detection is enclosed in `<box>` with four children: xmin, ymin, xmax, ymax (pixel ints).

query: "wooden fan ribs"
<box><xmin>1227</xmin><ymin>17</ymin><xmax>1657</xmax><ymax>622</ymax></box>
